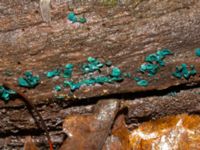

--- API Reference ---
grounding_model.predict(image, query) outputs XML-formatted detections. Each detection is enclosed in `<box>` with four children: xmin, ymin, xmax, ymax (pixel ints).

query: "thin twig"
<box><xmin>2</xmin><ymin>82</ymin><xmax>53</xmax><ymax>150</ymax></box>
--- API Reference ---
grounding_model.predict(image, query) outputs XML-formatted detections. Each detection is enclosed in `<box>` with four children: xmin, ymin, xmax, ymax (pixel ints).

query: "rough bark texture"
<box><xmin>0</xmin><ymin>0</ymin><xmax>200</xmax><ymax>149</ymax></box>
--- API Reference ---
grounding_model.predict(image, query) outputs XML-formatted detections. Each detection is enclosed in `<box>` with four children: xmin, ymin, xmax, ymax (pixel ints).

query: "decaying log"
<box><xmin>1</xmin><ymin>0</ymin><xmax>200</xmax><ymax>149</ymax></box>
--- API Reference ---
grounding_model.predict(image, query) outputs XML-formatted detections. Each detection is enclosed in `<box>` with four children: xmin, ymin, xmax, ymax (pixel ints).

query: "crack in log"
<box><xmin>53</xmin><ymin>81</ymin><xmax>200</xmax><ymax>107</ymax></box>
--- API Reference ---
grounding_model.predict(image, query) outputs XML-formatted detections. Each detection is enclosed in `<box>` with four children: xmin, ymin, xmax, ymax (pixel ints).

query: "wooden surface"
<box><xmin>0</xmin><ymin>0</ymin><xmax>200</xmax><ymax>149</ymax></box>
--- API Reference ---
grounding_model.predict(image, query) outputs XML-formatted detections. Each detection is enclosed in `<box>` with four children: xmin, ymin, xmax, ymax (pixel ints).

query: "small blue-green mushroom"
<box><xmin>87</xmin><ymin>57</ymin><xmax>96</xmax><ymax>63</ymax></box>
<box><xmin>172</xmin><ymin>64</ymin><xmax>197</xmax><ymax>80</ymax></box>
<box><xmin>64</xmin><ymin>64</ymin><xmax>73</xmax><ymax>78</ymax></box>
<box><xmin>64</xmin><ymin>81</ymin><xmax>80</xmax><ymax>91</ymax></box>
<box><xmin>0</xmin><ymin>86</ymin><xmax>16</xmax><ymax>101</ymax></box>
<box><xmin>78</xmin><ymin>17</ymin><xmax>87</xmax><ymax>23</ymax></box>
<box><xmin>54</xmin><ymin>85</ymin><xmax>62</xmax><ymax>91</ymax></box>
<box><xmin>18</xmin><ymin>71</ymin><xmax>40</xmax><ymax>88</ymax></box>
<box><xmin>46</xmin><ymin>69</ymin><xmax>60</xmax><ymax>78</ymax></box>
<box><xmin>67</xmin><ymin>12</ymin><xmax>77</xmax><ymax>23</ymax></box>
<box><xmin>137</xmin><ymin>79</ymin><xmax>149</xmax><ymax>87</ymax></box>
<box><xmin>195</xmin><ymin>48</ymin><xmax>200</xmax><ymax>57</ymax></box>
<box><xmin>145</xmin><ymin>54</ymin><xmax>160</xmax><ymax>63</ymax></box>
<box><xmin>111</xmin><ymin>67</ymin><xmax>121</xmax><ymax>77</ymax></box>
<box><xmin>18</xmin><ymin>77</ymin><xmax>30</xmax><ymax>87</ymax></box>
<box><xmin>140</xmin><ymin>63</ymin><xmax>159</xmax><ymax>76</ymax></box>
<box><xmin>157</xmin><ymin>49</ymin><xmax>173</xmax><ymax>57</ymax></box>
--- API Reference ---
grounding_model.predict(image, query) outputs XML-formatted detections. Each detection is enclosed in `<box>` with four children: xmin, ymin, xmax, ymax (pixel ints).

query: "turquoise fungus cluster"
<box><xmin>67</xmin><ymin>12</ymin><xmax>87</xmax><ymax>23</ymax></box>
<box><xmin>134</xmin><ymin>49</ymin><xmax>173</xmax><ymax>87</ymax></box>
<box><xmin>46</xmin><ymin>64</ymin><xmax>74</xmax><ymax>79</ymax></box>
<box><xmin>1</xmin><ymin>47</ymin><xmax>200</xmax><ymax>102</ymax></box>
<box><xmin>63</xmin><ymin>57</ymin><xmax>123</xmax><ymax>91</ymax></box>
<box><xmin>41</xmin><ymin>57</ymin><xmax>123</xmax><ymax>92</ymax></box>
<box><xmin>0</xmin><ymin>86</ymin><xmax>16</xmax><ymax>101</ymax></box>
<box><xmin>46</xmin><ymin>69</ymin><xmax>61</xmax><ymax>78</ymax></box>
<box><xmin>18</xmin><ymin>71</ymin><xmax>40</xmax><ymax>88</ymax></box>
<box><xmin>63</xmin><ymin>64</ymin><xmax>74</xmax><ymax>78</ymax></box>
<box><xmin>63</xmin><ymin>73</ymin><xmax>123</xmax><ymax>91</ymax></box>
<box><xmin>133</xmin><ymin>77</ymin><xmax>149</xmax><ymax>87</ymax></box>
<box><xmin>195</xmin><ymin>48</ymin><xmax>200</xmax><ymax>57</ymax></box>
<box><xmin>172</xmin><ymin>64</ymin><xmax>196</xmax><ymax>80</ymax></box>
<box><xmin>139</xmin><ymin>49</ymin><xmax>173</xmax><ymax>76</ymax></box>
<box><xmin>54</xmin><ymin>85</ymin><xmax>62</xmax><ymax>92</ymax></box>
<box><xmin>81</xmin><ymin>57</ymin><xmax>104</xmax><ymax>74</ymax></box>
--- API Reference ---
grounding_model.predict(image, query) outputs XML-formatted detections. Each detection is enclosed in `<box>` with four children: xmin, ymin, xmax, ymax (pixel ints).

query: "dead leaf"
<box><xmin>103</xmin><ymin>114</ymin><xmax>130</xmax><ymax>150</ymax></box>
<box><xmin>129</xmin><ymin>114</ymin><xmax>200</xmax><ymax>150</ymax></box>
<box><xmin>59</xmin><ymin>99</ymin><xmax>120</xmax><ymax>150</ymax></box>
<box><xmin>24</xmin><ymin>136</ymin><xmax>39</xmax><ymax>150</ymax></box>
<box><xmin>104</xmin><ymin>114</ymin><xmax>200</xmax><ymax>150</ymax></box>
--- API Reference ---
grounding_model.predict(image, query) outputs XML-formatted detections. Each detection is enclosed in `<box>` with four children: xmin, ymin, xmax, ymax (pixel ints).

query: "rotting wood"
<box><xmin>1</xmin><ymin>0</ymin><xmax>200</xmax><ymax>149</ymax></box>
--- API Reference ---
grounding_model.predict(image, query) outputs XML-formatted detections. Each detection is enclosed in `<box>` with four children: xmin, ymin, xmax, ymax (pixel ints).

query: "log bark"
<box><xmin>0</xmin><ymin>0</ymin><xmax>200</xmax><ymax>149</ymax></box>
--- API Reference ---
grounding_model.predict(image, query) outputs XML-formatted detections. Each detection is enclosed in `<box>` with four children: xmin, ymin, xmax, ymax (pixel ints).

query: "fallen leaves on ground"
<box><xmin>60</xmin><ymin>99</ymin><xmax>119</xmax><ymax>150</ymax></box>
<box><xmin>104</xmin><ymin>114</ymin><xmax>200</xmax><ymax>150</ymax></box>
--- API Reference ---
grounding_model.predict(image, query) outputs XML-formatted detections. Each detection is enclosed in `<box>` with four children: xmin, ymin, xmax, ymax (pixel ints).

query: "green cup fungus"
<box><xmin>64</xmin><ymin>66</ymin><xmax>123</xmax><ymax>91</ymax></box>
<box><xmin>195</xmin><ymin>48</ymin><xmax>200</xmax><ymax>57</ymax></box>
<box><xmin>78</xmin><ymin>17</ymin><xmax>87</xmax><ymax>23</ymax></box>
<box><xmin>54</xmin><ymin>85</ymin><xmax>62</xmax><ymax>91</ymax></box>
<box><xmin>145</xmin><ymin>53</ymin><xmax>162</xmax><ymax>64</ymax></box>
<box><xmin>18</xmin><ymin>71</ymin><xmax>40</xmax><ymax>88</ymax></box>
<box><xmin>63</xmin><ymin>64</ymin><xmax>73</xmax><ymax>78</ymax></box>
<box><xmin>140</xmin><ymin>63</ymin><xmax>159</xmax><ymax>76</ymax></box>
<box><xmin>145</xmin><ymin>49</ymin><xmax>172</xmax><ymax>66</ymax></box>
<box><xmin>172</xmin><ymin>64</ymin><xmax>197</xmax><ymax>80</ymax></box>
<box><xmin>67</xmin><ymin>12</ymin><xmax>77</xmax><ymax>23</ymax></box>
<box><xmin>137</xmin><ymin>79</ymin><xmax>149</xmax><ymax>87</ymax></box>
<box><xmin>156</xmin><ymin>49</ymin><xmax>173</xmax><ymax>57</ymax></box>
<box><xmin>64</xmin><ymin>81</ymin><xmax>81</xmax><ymax>91</ymax></box>
<box><xmin>67</xmin><ymin>12</ymin><xmax>87</xmax><ymax>23</ymax></box>
<box><xmin>140</xmin><ymin>49</ymin><xmax>173</xmax><ymax>76</ymax></box>
<box><xmin>111</xmin><ymin>67</ymin><xmax>121</xmax><ymax>77</ymax></box>
<box><xmin>64</xmin><ymin>75</ymin><xmax>122</xmax><ymax>91</ymax></box>
<box><xmin>81</xmin><ymin>57</ymin><xmax>104</xmax><ymax>74</ymax></box>
<box><xmin>46</xmin><ymin>69</ymin><xmax>61</xmax><ymax>78</ymax></box>
<box><xmin>133</xmin><ymin>77</ymin><xmax>149</xmax><ymax>87</ymax></box>
<box><xmin>110</xmin><ymin>67</ymin><xmax>123</xmax><ymax>82</ymax></box>
<box><xmin>0</xmin><ymin>86</ymin><xmax>16</xmax><ymax>101</ymax></box>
